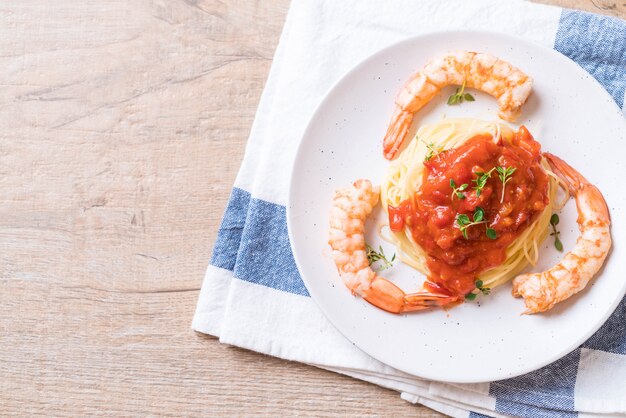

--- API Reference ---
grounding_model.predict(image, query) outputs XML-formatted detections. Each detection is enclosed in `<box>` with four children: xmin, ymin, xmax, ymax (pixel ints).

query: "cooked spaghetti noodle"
<box><xmin>380</xmin><ymin>118</ymin><xmax>565</xmax><ymax>293</ymax></box>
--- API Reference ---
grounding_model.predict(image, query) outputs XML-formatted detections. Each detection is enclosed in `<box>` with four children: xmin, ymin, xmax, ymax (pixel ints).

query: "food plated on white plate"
<box><xmin>328</xmin><ymin>51</ymin><xmax>611</xmax><ymax>315</ymax></box>
<box><xmin>288</xmin><ymin>32</ymin><xmax>625</xmax><ymax>381</ymax></box>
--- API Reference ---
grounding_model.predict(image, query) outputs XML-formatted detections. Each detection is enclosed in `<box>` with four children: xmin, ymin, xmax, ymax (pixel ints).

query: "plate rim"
<box><xmin>286</xmin><ymin>29</ymin><xmax>626</xmax><ymax>383</ymax></box>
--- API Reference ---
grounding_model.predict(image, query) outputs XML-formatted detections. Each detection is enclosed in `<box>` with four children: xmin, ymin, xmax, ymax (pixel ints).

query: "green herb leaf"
<box><xmin>475</xmin><ymin>279</ymin><xmax>491</xmax><ymax>296</ymax></box>
<box><xmin>456</xmin><ymin>208</ymin><xmax>490</xmax><ymax>240</ymax></box>
<box><xmin>465</xmin><ymin>293</ymin><xmax>477</xmax><ymax>301</ymax></box>
<box><xmin>447</xmin><ymin>80</ymin><xmax>475</xmax><ymax>106</ymax></box>
<box><xmin>555</xmin><ymin>239</ymin><xmax>564</xmax><ymax>252</ymax></box>
<box><xmin>473</xmin><ymin>207</ymin><xmax>484</xmax><ymax>222</ymax></box>
<box><xmin>366</xmin><ymin>244</ymin><xmax>396</xmax><ymax>271</ymax></box>
<box><xmin>486</xmin><ymin>228</ymin><xmax>497</xmax><ymax>240</ymax></box>
<box><xmin>550</xmin><ymin>213</ymin><xmax>560</xmax><ymax>226</ymax></box>
<box><xmin>549</xmin><ymin>213</ymin><xmax>564</xmax><ymax>252</ymax></box>
<box><xmin>422</xmin><ymin>139</ymin><xmax>442</xmax><ymax>162</ymax></box>
<box><xmin>449</xmin><ymin>179</ymin><xmax>469</xmax><ymax>201</ymax></box>
<box><xmin>496</xmin><ymin>166</ymin><xmax>516</xmax><ymax>203</ymax></box>
<box><xmin>472</xmin><ymin>168</ymin><xmax>495</xmax><ymax>198</ymax></box>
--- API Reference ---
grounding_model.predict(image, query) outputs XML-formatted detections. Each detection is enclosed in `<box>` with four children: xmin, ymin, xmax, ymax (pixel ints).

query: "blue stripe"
<box><xmin>468</xmin><ymin>412</ymin><xmax>491</xmax><ymax>418</ymax></box>
<box><xmin>210</xmin><ymin>188</ymin><xmax>308</xmax><ymax>295</ymax></box>
<box><xmin>231</xmin><ymin>195</ymin><xmax>309</xmax><ymax>296</ymax></box>
<box><xmin>210</xmin><ymin>187</ymin><xmax>251</xmax><ymax>271</ymax></box>
<box><xmin>554</xmin><ymin>9</ymin><xmax>626</xmax><ymax>109</ymax></box>
<box><xmin>490</xmin><ymin>349</ymin><xmax>579</xmax><ymax>412</ymax></box>
<box><xmin>495</xmin><ymin>400</ymin><xmax>578</xmax><ymax>418</ymax></box>
<box><xmin>581</xmin><ymin>295</ymin><xmax>626</xmax><ymax>355</ymax></box>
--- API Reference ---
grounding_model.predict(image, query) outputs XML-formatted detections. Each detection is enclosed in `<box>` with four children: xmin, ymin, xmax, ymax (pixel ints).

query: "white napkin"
<box><xmin>193</xmin><ymin>1</ymin><xmax>626</xmax><ymax>416</ymax></box>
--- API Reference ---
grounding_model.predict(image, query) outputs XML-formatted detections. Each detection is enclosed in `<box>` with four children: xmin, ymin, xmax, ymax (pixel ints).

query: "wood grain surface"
<box><xmin>0</xmin><ymin>1</ymin><xmax>623</xmax><ymax>416</ymax></box>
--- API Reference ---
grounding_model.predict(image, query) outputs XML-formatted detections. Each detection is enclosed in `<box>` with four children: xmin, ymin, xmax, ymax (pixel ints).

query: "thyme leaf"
<box><xmin>496</xmin><ymin>166</ymin><xmax>516</xmax><ymax>203</ymax></box>
<box><xmin>472</xmin><ymin>167</ymin><xmax>496</xmax><ymax>197</ymax></box>
<box><xmin>366</xmin><ymin>244</ymin><xmax>396</xmax><ymax>271</ymax></box>
<box><xmin>447</xmin><ymin>80</ymin><xmax>475</xmax><ymax>105</ymax></box>
<box><xmin>475</xmin><ymin>279</ymin><xmax>491</xmax><ymax>295</ymax></box>
<box><xmin>456</xmin><ymin>207</ymin><xmax>497</xmax><ymax>240</ymax></box>
<box><xmin>422</xmin><ymin>139</ymin><xmax>442</xmax><ymax>162</ymax></box>
<box><xmin>449</xmin><ymin>178</ymin><xmax>469</xmax><ymax>200</ymax></box>
<box><xmin>550</xmin><ymin>213</ymin><xmax>563</xmax><ymax>251</ymax></box>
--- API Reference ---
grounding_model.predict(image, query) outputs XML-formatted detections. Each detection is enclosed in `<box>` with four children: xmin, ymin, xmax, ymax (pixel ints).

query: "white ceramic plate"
<box><xmin>287</xmin><ymin>31</ymin><xmax>626</xmax><ymax>383</ymax></box>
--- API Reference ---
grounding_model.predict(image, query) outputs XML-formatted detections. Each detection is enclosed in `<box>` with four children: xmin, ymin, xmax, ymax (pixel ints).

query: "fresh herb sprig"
<box><xmin>496</xmin><ymin>166</ymin><xmax>516</xmax><ymax>203</ymax></box>
<box><xmin>456</xmin><ymin>207</ymin><xmax>497</xmax><ymax>240</ymax></box>
<box><xmin>465</xmin><ymin>292</ymin><xmax>477</xmax><ymax>301</ymax></box>
<box><xmin>475</xmin><ymin>279</ymin><xmax>491</xmax><ymax>295</ymax></box>
<box><xmin>447</xmin><ymin>80</ymin><xmax>475</xmax><ymax>105</ymax></box>
<box><xmin>449</xmin><ymin>179</ymin><xmax>468</xmax><ymax>200</ymax></box>
<box><xmin>549</xmin><ymin>213</ymin><xmax>563</xmax><ymax>251</ymax></box>
<box><xmin>422</xmin><ymin>139</ymin><xmax>442</xmax><ymax>162</ymax></box>
<box><xmin>465</xmin><ymin>279</ymin><xmax>491</xmax><ymax>300</ymax></box>
<box><xmin>472</xmin><ymin>168</ymin><xmax>496</xmax><ymax>197</ymax></box>
<box><xmin>366</xmin><ymin>244</ymin><xmax>396</xmax><ymax>271</ymax></box>
<box><xmin>456</xmin><ymin>208</ymin><xmax>485</xmax><ymax>239</ymax></box>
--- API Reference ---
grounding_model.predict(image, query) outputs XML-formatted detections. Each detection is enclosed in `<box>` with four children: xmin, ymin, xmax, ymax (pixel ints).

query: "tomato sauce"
<box><xmin>388</xmin><ymin>126</ymin><xmax>549</xmax><ymax>296</ymax></box>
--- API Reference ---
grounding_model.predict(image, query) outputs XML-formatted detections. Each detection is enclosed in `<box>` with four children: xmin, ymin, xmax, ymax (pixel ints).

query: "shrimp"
<box><xmin>512</xmin><ymin>153</ymin><xmax>611</xmax><ymax>314</ymax></box>
<box><xmin>328</xmin><ymin>179</ymin><xmax>459</xmax><ymax>313</ymax></box>
<box><xmin>383</xmin><ymin>51</ymin><xmax>533</xmax><ymax>159</ymax></box>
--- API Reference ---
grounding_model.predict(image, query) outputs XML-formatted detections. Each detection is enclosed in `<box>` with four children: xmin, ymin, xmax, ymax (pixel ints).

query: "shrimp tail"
<box><xmin>382</xmin><ymin>107</ymin><xmax>413</xmax><ymax>160</ymax></box>
<box><xmin>544</xmin><ymin>152</ymin><xmax>610</xmax><ymax>223</ymax></box>
<box><xmin>404</xmin><ymin>292</ymin><xmax>461</xmax><ymax>307</ymax></box>
<box><xmin>361</xmin><ymin>277</ymin><xmax>424</xmax><ymax>313</ymax></box>
<box><xmin>361</xmin><ymin>276</ymin><xmax>458</xmax><ymax>313</ymax></box>
<box><xmin>544</xmin><ymin>152</ymin><xmax>585</xmax><ymax>193</ymax></box>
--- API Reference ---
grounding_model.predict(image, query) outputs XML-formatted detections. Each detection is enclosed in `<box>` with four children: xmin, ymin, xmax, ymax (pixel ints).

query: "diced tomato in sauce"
<box><xmin>387</xmin><ymin>127</ymin><xmax>549</xmax><ymax>297</ymax></box>
<box><xmin>388</xmin><ymin>200</ymin><xmax>411</xmax><ymax>231</ymax></box>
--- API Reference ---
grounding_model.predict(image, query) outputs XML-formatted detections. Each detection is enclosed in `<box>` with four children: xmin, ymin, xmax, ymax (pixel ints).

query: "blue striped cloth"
<box><xmin>194</xmin><ymin>2</ymin><xmax>626</xmax><ymax>416</ymax></box>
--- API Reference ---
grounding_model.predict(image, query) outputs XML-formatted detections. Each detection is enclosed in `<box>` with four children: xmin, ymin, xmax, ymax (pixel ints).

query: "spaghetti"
<box><xmin>380</xmin><ymin>118</ymin><xmax>565</xmax><ymax>296</ymax></box>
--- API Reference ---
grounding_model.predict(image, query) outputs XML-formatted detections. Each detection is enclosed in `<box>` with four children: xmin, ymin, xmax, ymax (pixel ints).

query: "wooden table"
<box><xmin>1</xmin><ymin>1</ymin><xmax>623</xmax><ymax>416</ymax></box>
